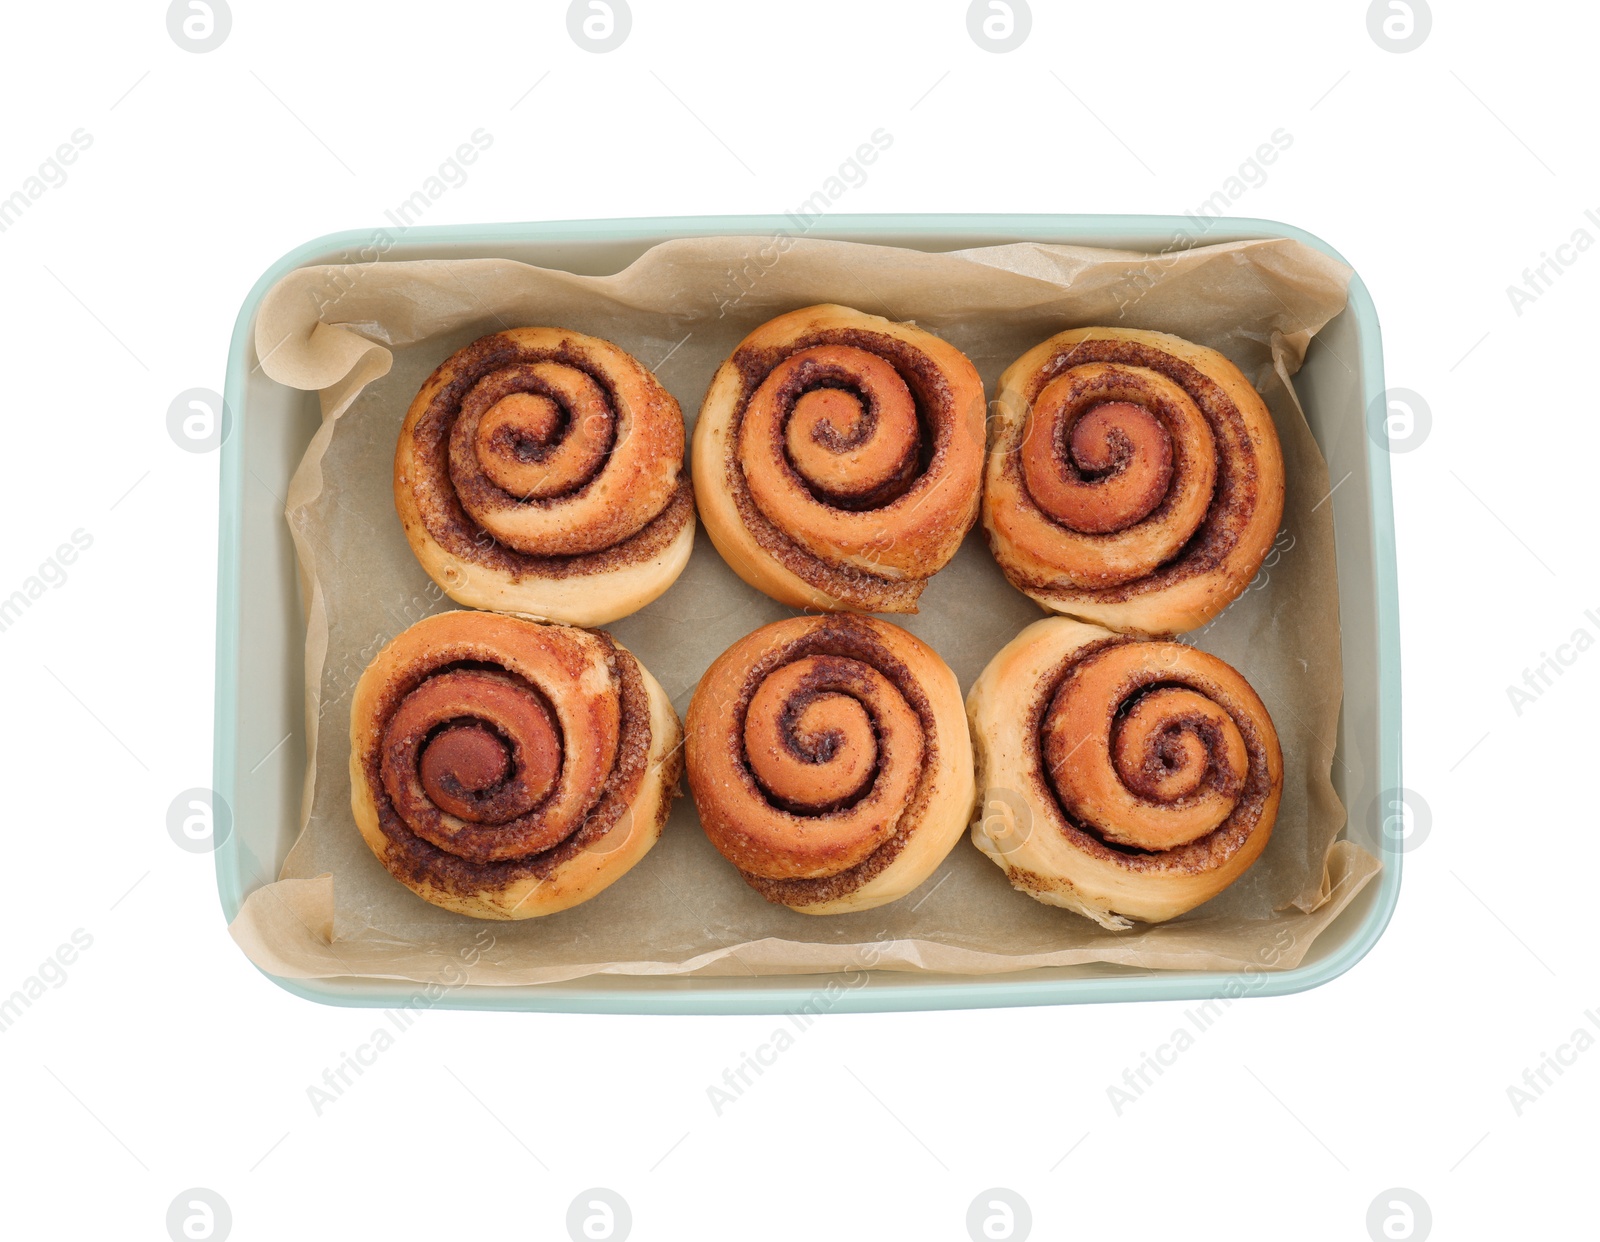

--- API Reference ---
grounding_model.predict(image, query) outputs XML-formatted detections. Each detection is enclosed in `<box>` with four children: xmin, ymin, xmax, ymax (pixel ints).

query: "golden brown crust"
<box><xmin>692</xmin><ymin>305</ymin><xmax>985</xmax><ymax>614</ymax></box>
<box><xmin>395</xmin><ymin>328</ymin><xmax>695</xmax><ymax>628</ymax></box>
<box><xmin>685</xmin><ymin>614</ymin><xmax>975</xmax><ymax>914</ymax></box>
<box><xmin>967</xmin><ymin>617</ymin><xmax>1282</xmax><ymax>926</ymax></box>
<box><xmin>349</xmin><ymin>610</ymin><xmax>683</xmax><ymax>919</ymax></box>
<box><xmin>982</xmin><ymin>326</ymin><xmax>1285</xmax><ymax>636</ymax></box>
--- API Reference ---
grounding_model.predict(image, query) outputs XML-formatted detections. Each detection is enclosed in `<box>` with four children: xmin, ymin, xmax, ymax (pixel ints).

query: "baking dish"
<box><xmin>215</xmin><ymin>214</ymin><xmax>1399</xmax><ymax>1012</ymax></box>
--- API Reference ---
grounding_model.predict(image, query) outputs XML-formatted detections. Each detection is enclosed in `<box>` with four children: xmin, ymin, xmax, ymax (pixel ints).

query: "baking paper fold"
<box><xmin>230</xmin><ymin>233</ymin><xmax>1379</xmax><ymax>986</ymax></box>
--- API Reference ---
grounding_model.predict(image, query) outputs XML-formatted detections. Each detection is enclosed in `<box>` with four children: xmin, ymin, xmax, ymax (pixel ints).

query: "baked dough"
<box><xmin>693</xmin><ymin>305</ymin><xmax>985</xmax><ymax>613</ymax></box>
<box><xmin>349</xmin><ymin>610</ymin><xmax>682</xmax><ymax>919</ymax></box>
<box><xmin>686</xmin><ymin>614</ymin><xmax>975</xmax><ymax>914</ymax></box>
<box><xmin>395</xmin><ymin>327</ymin><xmax>694</xmax><ymax>627</ymax></box>
<box><xmin>967</xmin><ymin>616</ymin><xmax>1282</xmax><ymax>926</ymax></box>
<box><xmin>983</xmin><ymin>326</ymin><xmax>1285</xmax><ymax>636</ymax></box>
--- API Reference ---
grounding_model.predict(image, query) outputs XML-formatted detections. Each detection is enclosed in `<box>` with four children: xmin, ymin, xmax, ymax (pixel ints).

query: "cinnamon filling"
<box><xmin>1001</xmin><ymin>339</ymin><xmax>1260</xmax><ymax>602</ymax></box>
<box><xmin>724</xmin><ymin>326</ymin><xmax>975</xmax><ymax>610</ymax></box>
<box><xmin>745</xmin><ymin>658</ymin><xmax>882</xmax><ymax>812</ymax></box>
<box><xmin>1026</xmin><ymin>639</ymin><xmax>1273</xmax><ymax>874</ymax></box>
<box><xmin>365</xmin><ymin>631</ymin><xmax>660</xmax><ymax>897</ymax></box>
<box><xmin>1024</xmin><ymin>400</ymin><xmax>1172</xmax><ymax>533</ymax></box>
<box><xmin>467</xmin><ymin>367</ymin><xmax>610</xmax><ymax>503</ymax></box>
<box><xmin>421</xmin><ymin>724</ymin><xmax>513</xmax><ymax>799</ymax></box>
<box><xmin>767</xmin><ymin>348</ymin><xmax>922</xmax><ymax>510</ymax></box>
<box><xmin>405</xmin><ymin>331</ymin><xmax>692</xmax><ymax>579</ymax></box>
<box><xmin>699</xmin><ymin>616</ymin><xmax>939</xmax><ymax>905</ymax></box>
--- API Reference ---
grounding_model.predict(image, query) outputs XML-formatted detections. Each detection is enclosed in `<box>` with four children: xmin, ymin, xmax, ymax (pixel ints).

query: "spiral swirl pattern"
<box><xmin>1041</xmin><ymin>642</ymin><xmax>1266</xmax><ymax>855</ymax></box>
<box><xmin>350</xmin><ymin>611</ymin><xmax>682</xmax><ymax>919</ymax></box>
<box><xmin>984</xmin><ymin>327</ymin><xmax>1285</xmax><ymax>636</ymax></box>
<box><xmin>395</xmin><ymin>328</ymin><xmax>695</xmax><ymax>627</ymax></box>
<box><xmin>967</xmin><ymin>617</ymin><xmax>1282</xmax><ymax>926</ymax></box>
<box><xmin>686</xmin><ymin>615</ymin><xmax>975</xmax><ymax>914</ymax></box>
<box><xmin>694</xmin><ymin>305</ymin><xmax>985</xmax><ymax>614</ymax></box>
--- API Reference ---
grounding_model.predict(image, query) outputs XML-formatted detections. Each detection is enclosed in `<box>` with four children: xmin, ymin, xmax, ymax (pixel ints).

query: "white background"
<box><xmin>0</xmin><ymin>1</ymin><xmax>1589</xmax><ymax>1238</ymax></box>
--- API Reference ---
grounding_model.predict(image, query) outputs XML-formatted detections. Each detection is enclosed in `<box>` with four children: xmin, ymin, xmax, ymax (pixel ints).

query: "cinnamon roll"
<box><xmin>395</xmin><ymin>328</ymin><xmax>694</xmax><ymax>627</ymax></box>
<box><xmin>693</xmin><ymin>305</ymin><xmax>985</xmax><ymax>613</ymax></box>
<box><xmin>983</xmin><ymin>327</ymin><xmax>1285</xmax><ymax>636</ymax></box>
<box><xmin>968</xmin><ymin>617</ymin><xmax>1282</xmax><ymax>926</ymax></box>
<box><xmin>685</xmin><ymin>615</ymin><xmax>975</xmax><ymax>914</ymax></box>
<box><xmin>349</xmin><ymin>610</ymin><xmax>683</xmax><ymax>919</ymax></box>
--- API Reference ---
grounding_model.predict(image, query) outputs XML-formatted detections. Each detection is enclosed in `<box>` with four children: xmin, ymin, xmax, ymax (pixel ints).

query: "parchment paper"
<box><xmin>228</xmin><ymin>234</ymin><xmax>1380</xmax><ymax>985</ymax></box>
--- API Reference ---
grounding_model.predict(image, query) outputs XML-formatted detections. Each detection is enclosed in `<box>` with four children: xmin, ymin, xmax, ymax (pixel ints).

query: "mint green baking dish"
<box><xmin>215</xmin><ymin>214</ymin><xmax>1400</xmax><ymax>1013</ymax></box>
